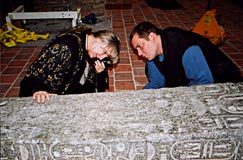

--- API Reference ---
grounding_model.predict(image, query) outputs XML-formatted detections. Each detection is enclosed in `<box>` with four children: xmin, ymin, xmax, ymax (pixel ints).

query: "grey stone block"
<box><xmin>1</xmin><ymin>82</ymin><xmax>243</xmax><ymax>159</ymax></box>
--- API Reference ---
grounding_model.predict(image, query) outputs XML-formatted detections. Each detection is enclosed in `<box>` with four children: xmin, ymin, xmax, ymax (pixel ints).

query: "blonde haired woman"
<box><xmin>19</xmin><ymin>27</ymin><xmax>120</xmax><ymax>103</ymax></box>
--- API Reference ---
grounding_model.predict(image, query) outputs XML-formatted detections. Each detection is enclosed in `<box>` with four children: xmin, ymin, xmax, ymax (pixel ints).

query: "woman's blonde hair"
<box><xmin>92</xmin><ymin>30</ymin><xmax>120</xmax><ymax>65</ymax></box>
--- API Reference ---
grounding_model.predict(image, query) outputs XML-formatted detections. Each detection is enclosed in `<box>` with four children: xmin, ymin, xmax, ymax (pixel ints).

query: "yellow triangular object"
<box><xmin>191</xmin><ymin>9</ymin><xmax>227</xmax><ymax>45</ymax></box>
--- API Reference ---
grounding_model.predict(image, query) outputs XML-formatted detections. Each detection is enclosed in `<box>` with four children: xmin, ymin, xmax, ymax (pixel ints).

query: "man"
<box><xmin>130</xmin><ymin>21</ymin><xmax>243</xmax><ymax>88</ymax></box>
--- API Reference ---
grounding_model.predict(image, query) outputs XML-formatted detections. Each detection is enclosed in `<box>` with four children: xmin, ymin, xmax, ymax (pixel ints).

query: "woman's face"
<box><xmin>88</xmin><ymin>40</ymin><xmax>108</xmax><ymax>60</ymax></box>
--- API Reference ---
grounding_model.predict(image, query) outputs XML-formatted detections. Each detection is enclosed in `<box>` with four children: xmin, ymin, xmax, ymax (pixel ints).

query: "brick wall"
<box><xmin>0</xmin><ymin>0</ymin><xmax>22</xmax><ymax>26</ymax></box>
<box><xmin>34</xmin><ymin>0</ymin><xmax>105</xmax><ymax>16</ymax></box>
<box><xmin>0</xmin><ymin>0</ymin><xmax>105</xmax><ymax>26</ymax></box>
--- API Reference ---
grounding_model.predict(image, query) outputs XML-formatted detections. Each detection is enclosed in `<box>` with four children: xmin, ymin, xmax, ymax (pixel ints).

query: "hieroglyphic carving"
<box><xmin>1</xmin><ymin>82</ymin><xmax>243</xmax><ymax>159</ymax></box>
<box><xmin>1</xmin><ymin>139</ymin><xmax>242</xmax><ymax>159</ymax></box>
<box><xmin>170</xmin><ymin>139</ymin><xmax>241</xmax><ymax>159</ymax></box>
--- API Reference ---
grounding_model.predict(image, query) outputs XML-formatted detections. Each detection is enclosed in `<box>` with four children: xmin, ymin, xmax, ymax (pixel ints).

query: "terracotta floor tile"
<box><xmin>6</xmin><ymin>87</ymin><xmax>20</xmax><ymax>97</ymax></box>
<box><xmin>108</xmin><ymin>86</ymin><xmax>114</xmax><ymax>92</ymax></box>
<box><xmin>0</xmin><ymin>65</ymin><xmax>7</xmax><ymax>72</ymax></box>
<box><xmin>134</xmin><ymin>76</ymin><xmax>148</xmax><ymax>86</ymax></box>
<box><xmin>1</xmin><ymin>52</ymin><xmax>18</xmax><ymax>58</ymax></box>
<box><xmin>15</xmin><ymin>53</ymin><xmax>34</xmax><ymax>60</ymax></box>
<box><xmin>9</xmin><ymin>60</ymin><xmax>27</xmax><ymax>67</ymax></box>
<box><xmin>228</xmin><ymin>54</ymin><xmax>243</xmax><ymax>59</ymax></box>
<box><xmin>131</xmin><ymin>61</ymin><xmax>146</xmax><ymax>68</ymax></box>
<box><xmin>115</xmin><ymin>81</ymin><xmax>135</xmax><ymax>91</ymax></box>
<box><xmin>2</xmin><ymin>68</ymin><xmax>22</xmax><ymax>75</ymax></box>
<box><xmin>234</xmin><ymin>59</ymin><xmax>243</xmax><ymax>68</ymax></box>
<box><xmin>109</xmin><ymin>76</ymin><xmax>114</xmax><ymax>86</ymax></box>
<box><xmin>115</xmin><ymin>72</ymin><xmax>133</xmax><ymax>81</ymax></box>
<box><xmin>1</xmin><ymin>57</ymin><xmax>13</xmax><ymax>65</ymax></box>
<box><xmin>133</xmin><ymin>68</ymin><xmax>146</xmax><ymax>76</ymax></box>
<box><xmin>119</xmin><ymin>57</ymin><xmax>131</xmax><ymax>64</ymax></box>
<box><xmin>0</xmin><ymin>75</ymin><xmax>16</xmax><ymax>84</ymax></box>
<box><xmin>119</xmin><ymin>51</ymin><xmax>129</xmax><ymax>58</ymax></box>
<box><xmin>115</xmin><ymin>64</ymin><xmax>132</xmax><ymax>72</ymax></box>
<box><xmin>0</xmin><ymin>84</ymin><xmax>11</xmax><ymax>94</ymax></box>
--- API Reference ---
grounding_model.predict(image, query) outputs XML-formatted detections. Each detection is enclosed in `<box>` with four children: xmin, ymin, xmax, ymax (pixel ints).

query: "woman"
<box><xmin>19</xmin><ymin>27</ymin><xmax>120</xmax><ymax>103</ymax></box>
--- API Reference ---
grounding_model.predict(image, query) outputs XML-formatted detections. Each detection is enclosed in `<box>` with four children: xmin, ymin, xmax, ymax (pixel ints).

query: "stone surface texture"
<box><xmin>1</xmin><ymin>82</ymin><xmax>243</xmax><ymax>159</ymax></box>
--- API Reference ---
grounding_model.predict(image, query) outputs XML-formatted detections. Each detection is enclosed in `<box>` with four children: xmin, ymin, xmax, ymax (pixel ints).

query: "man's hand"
<box><xmin>94</xmin><ymin>60</ymin><xmax>106</xmax><ymax>73</ymax></box>
<box><xmin>33</xmin><ymin>91</ymin><xmax>57</xmax><ymax>104</ymax></box>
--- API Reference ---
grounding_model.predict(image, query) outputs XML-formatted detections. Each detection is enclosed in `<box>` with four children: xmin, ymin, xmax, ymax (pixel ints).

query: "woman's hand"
<box><xmin>33</xmin><ymin>91</ymin><xmax>57</xmax><ymax>104</ymax></box>
<box><xmin>94</xmin><ymin>60</ymin><xmax>106</xmax><ymax>73</ymax></box>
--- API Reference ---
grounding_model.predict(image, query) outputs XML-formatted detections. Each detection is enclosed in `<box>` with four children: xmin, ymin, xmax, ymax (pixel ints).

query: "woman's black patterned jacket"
<box><xmin>19</xmin><ymin>28</ymin><xmax>108</xmax><ymax>97</ymax></box>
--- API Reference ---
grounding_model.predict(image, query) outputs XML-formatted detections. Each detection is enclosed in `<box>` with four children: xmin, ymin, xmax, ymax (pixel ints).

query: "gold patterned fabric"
<box><xmin>19</xmin><ymin>29</ymin><xmax>108</xmax><ymax>97</ymax></box>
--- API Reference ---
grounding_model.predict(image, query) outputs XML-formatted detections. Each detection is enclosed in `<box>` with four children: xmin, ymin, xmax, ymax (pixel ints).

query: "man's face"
<box><xmin>131</xmin><ymin>33</ymin><xmax>157</xmax><ymax>61</ymax></box>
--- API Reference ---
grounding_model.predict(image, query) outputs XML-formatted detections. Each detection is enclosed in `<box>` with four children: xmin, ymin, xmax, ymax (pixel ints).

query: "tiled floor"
<box><xmin>1</xmin><ymin>0</ymin><xmax>243</xmax><ymax>98</ymax></box>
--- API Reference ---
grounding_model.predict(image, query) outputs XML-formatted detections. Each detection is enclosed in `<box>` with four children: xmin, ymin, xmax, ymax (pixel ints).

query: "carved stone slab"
<box><xmin>1</xmin><ymin>82</ymin><xmax>243</xmax><ymax>159</ymax></box>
